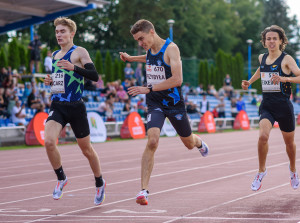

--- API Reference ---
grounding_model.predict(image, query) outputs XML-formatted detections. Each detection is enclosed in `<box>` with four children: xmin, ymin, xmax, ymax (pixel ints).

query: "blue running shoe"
<box><xmin>94</xmin><ymin>179</ymin><xmax>106</xmax><ymax>205</ymax></box>
<box><xmin>53</xmin><ymin>177</ymin><xmax>68</xmax><ymax>200</ymax></box>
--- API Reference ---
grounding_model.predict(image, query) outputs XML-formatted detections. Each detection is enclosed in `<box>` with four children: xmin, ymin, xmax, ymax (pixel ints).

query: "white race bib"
<box><xmin>146</xmin><ymin>65</ymin><xmax>166</xmax><ymax>85</ymax></box>
<box><xmin>261</xmin><ymin>72</ymin><xmax>280</xmax><ymax>92</ymax></box>
<box><xmin>51</xmin><ymin>72</ymin><xmax>65</xmax><ymax>94</ymax></box>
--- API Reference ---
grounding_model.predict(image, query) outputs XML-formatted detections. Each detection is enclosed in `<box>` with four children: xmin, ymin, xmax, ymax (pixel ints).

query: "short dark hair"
<box><xmin>130</xmin><ymin>19</ymin><xmax>155</xmax><ymax>35</ymax></box>
<box><xmin>261</xmin><ymin>25</ymin><xmax>288</xmax><ymax>51</ymax></box>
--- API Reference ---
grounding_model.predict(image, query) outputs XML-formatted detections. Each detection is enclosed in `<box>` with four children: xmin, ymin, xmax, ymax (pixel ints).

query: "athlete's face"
<box><xmin>55</xmin><ymin>25</ymin><xmax>75</xmax><ymax>46</ymax></box>
<box><xmin>265</xmin><ymin>31</ymin><xmax>282</xmax><ymax>51</ymax></box>
<box><xmin>133</xmin><ymin>30</ymin><xmax>154</xmax><ymax>51</ymax></box>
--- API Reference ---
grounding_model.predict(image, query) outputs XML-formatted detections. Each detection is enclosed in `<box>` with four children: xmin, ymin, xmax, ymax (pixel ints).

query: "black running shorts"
<box><xmin>259</xmin><ymin>99</ymin><xmax>295</xmax><ymax>132</ymax></box>
<box><xmin>147</xmin><ymin>108</ymin><xmax>192</xmax><ymax>137</ymax></box>
<box><xmin>47</xmin><ymin>100</ymin><xmax>90</xmax><ymax>138</ymax></box>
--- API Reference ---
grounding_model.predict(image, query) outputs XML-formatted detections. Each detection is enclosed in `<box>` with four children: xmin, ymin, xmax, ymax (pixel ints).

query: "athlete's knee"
<box><xmin>44</xmin><ymin>138</ymin><xmax>57</xmax><ymax>151</ymax></box>
<box><xmin>147</xmin><ymin>138</ymin><xmax>159</xmax><ymax>151</ymax></box>
<box><xmin>184</xmin><ymin>141</ymin><xmax>194</xmax><ymax>150</ymax></box>
<box><xmin>259</xmin><ymin>133</ymin><xmax>269</xmax><ymax>144</ymax></box>
<box><xmin>81</xmin><ymin>147</ymin><xmax>94</xmax><ymax>159</ymax></box>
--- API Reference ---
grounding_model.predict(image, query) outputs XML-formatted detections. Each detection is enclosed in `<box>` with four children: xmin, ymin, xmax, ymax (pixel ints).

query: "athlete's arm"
<box><xmin>56</xmin><ymin>47</ymin><xmax>99</xmax><ymax>82</ymax></box>
<box><xmin>119</xmin><ymin>52</ymin><xmax>146</xmax><ymax>63</ymax></box>
<box><xmin>241</xmin><ymin>54</ymin><xmax>263</xmax><ymax>90</ymax></box>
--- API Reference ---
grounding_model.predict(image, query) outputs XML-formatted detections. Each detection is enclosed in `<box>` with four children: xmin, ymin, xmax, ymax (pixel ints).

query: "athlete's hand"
<box><xmin>128</xmin><ymin>86</ymin><xmax>149</xmax><ymax>96</ymax></box>
<box><xmin>44</xmin><ymin>74</ymin><xmax>53</xmax><ymax>86</ymax></box>
<box><xmin>271</xmin><ymin>74</ymin><xmax>284</xmax><ymax>84</ymax></box>
<box><xmin>119</xmin><ymin>52</ymin><xmax>131</xmax><ymax>62</ymax></box>
<box><xmin>57</xmin><ymin>59</ymin><xmax>74</xmax><ymax>71</ymax></box>
<box><xmin>241</xmin><ymin>80</ymin><xmax>250</xmax><ymax>90</ymax></box>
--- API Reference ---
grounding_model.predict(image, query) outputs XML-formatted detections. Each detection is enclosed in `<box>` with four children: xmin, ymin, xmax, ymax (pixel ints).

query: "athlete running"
<box><xmin>44</xmin><ymin>17</ymin><xmax>105</xmax><ymax>205</ymax></box>
<box><xmin>119</xmin><ymin>19</ymin><xmax>209</xmax><ymax>205</ymax></box>
<box><xmin>242</xmin><ymin>25</ymin><xmax>299</xmax><ymax>191</ymax></box>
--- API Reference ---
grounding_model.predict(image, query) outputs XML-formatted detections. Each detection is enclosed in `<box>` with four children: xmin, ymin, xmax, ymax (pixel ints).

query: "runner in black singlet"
<box><xmin>120</xmin><ymin>19</ymin><xmax>210</xmax><ymax>205</ymax></box>
<box><xmin>242</xmin><ymin>25</ymin><xmax>299</xmax><ymax>191</ymax></box>
<box><xmin>43</xmin><ymin>17</ymin><xmax>105</xmax><ymax>205</ymax></box>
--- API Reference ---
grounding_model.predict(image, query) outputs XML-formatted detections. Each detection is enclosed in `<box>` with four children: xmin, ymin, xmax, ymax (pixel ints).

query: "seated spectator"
<box><xmin>95</xmin><ymin>75</ymin><xmax>104</xmax><ymax>90</ymax></box>
<box><xmin>216</xmin><ymin>96</ymin><xmax>225</xmax><ymax>118</ymax></box>
<box><xmin>123</xmin><ymin>99</ymin><xmax>132</xmax><ymax>113</ymax></box>
<box><xmin>199</xmin><ymin>94</ymin><xmax>209</xmax><ymax>115</ymax></box>
<box><xmin>0</xmin><ymin>67</ymin><xmax>8</xmax><ymax>88</ymax></box>
<box><xmin>196</xmin><ymin>83</ymin><xmax>204</xmax><ymax>95</ymax></box>
<box><xmin>122</xmin><ymin>78</ymin><xmax>132</xmax><ymax>92</ymax></box>
<box><xmin>182</xmin><ymin>83</ymin><xmax>190</xmax><ymax>96</ymax></box>
<box><xmin>231</xmin><ymin>97</ymin><xmax>238</xmax><ymax>118</ymax></box>
<box><xmin>207</xmin><ymin>84</ymin><xmax>219</xmax><ymax>98</ymax></box>
<box><xmin>186</xmin><ymin>101</ymin><xmax>199</xmax><ymax>114</ymax></box>
<box><xmin>236</xmin><ymin>95</ymin><xmax>246</xmax><ymax>112</ymax></box>
<box><xmin>40</xmin><ymin>90</ymin><xmax>51</xmax><ymax>109</ymax></box>
<box><xmin>0</xmin><ymin>88</ymin><xmax>10</xmax><ymax>118</ymax></box>
<box><xmin>22</xmin><ymin>83</ymin><xmax>32</xmax><ymax>103</ymax></box>
<box><xmin>11</xmin><ymin>100</ymin><xmax>27</xmax><ymax>126</ymax></box>
<box><xmin>97</xmin><ymin>93</ymin><xmax>116</xmax><ymax>121</ymax></box>
<box><xmin>116</xmin><ymin>85</ymin><xmax>129</xmax><ymax>102</ymax></box>
<box><xmin>137</xmin><ymin>97</ymin><xmax>147</xmax><ymax>118</ymax></box>
<box><xmin>27</xmin><ymin>87</ymin><xmax>44</xmax><ymax>112</ymax></box>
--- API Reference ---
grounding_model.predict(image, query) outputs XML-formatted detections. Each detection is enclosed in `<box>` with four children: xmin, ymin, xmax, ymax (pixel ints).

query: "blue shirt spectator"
<box><xmin>236</xmin><ymin>96</ymin><xmax>246</xmax><ymax>112</ymax></box>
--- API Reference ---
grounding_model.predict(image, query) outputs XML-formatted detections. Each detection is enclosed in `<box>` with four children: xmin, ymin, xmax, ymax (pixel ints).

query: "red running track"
<box><xmin>1</xmin><ymin>127</ymin><xmax>300</xmax><ymax>223</ymax></box>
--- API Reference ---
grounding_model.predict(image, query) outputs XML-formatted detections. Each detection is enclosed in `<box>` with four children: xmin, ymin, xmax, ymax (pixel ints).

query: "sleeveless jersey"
<box><xmin>260</xmin><ymin>52</ymin><xmax>292</xmax><ymax>101</ymax></box>
<box><xmin>146</xmin><ymin>38</ymin><xmax>185</xmax><ymax>111</ymax></box>
<box><xmin>51</xmin><ymin>45</ymin><xmax>84</xmax><ymax>102</ymax></box>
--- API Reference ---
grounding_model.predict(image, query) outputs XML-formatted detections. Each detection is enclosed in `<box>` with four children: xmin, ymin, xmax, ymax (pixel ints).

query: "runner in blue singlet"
<box><xmin>43</xmin><ymin>17</ymin><xmax>105</xmax><ymax>205</ymax></box>
<box><xmin>119</xmin><ymin>19</ymin><xmax>210</xmax><ymax>205</ymax></box>
<box><xmin>242</xmin><ymin>25</ymin><xmax>300</xmax><ymax>192</ymax></box>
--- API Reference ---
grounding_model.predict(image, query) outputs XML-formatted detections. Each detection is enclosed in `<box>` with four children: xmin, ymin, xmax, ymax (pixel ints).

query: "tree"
<box><xmin>113</xmin><ymin>58</ymin><xmax>120</xmax><ymax>81</ymax></box>
<box><xmin>0</xmin><ymin>47</ymin><xmax>8</xmax><ymax>68</ymax></box>
<box><xmin>104</xmin><ymin>51</ymin><xmax>113</xmax><ymax>83</ymax></box>
<box><xmin>8</xmin><ymin>38</ymin><xmax>20</xmax><ymax>70</ymax></box>
<box><xmin>95</xmin><ymin>50</ymin><xmax>104</xmax><ymax>75</ymax></box>
<box><xmin>261</xmin><ymin>0</ymin><xmax>300</xmax><ymax>57</ymax></box>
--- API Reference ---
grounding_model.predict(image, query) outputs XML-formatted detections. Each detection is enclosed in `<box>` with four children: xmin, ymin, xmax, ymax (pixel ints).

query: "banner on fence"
<box><xmin>120</xmin><ymin>112</ymin><xmax>145</xmax><ymax>139</ymax></box>
<box><xmin>198</xmin><ymin>111</ymin><xmax>216</xmax><ymax>133</ymax></box>
<box><xmin>87</xmin><ymin>112</ymin><xmax>107</xmax><ymax>143</ymax></box>
<box><xmin>233</xmin><ymin>110</ymin><xmax>250</xmax><ymax>130</ymax></box>
<box><xmin>25</xmin><ymin>112</ymin><xmax>48</xmax><ymax>146</ymax></box>
<box><xmin>161</xmin><ymin>118</ymin><xmax>177</xmax><ymax>137</ymax></box>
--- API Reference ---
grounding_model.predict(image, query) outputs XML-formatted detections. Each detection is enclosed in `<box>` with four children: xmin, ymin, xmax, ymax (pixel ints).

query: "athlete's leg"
<box><xmin>77</xmin><ymin>135</ymin><xmax>101</xmax><ymax>177</ymax></box>
<box><xmin>44</xmin><ymin>120</ymin><xmax>63</xmax><ymax>169</ymax></box>
<box><xmin>258</xmin><ymin>118</ymin><xmax>273</xmax><ymax>172</ymax></box>
<box><xmin>141</xmin><ymin>127</ymin><xmax>160</xmax><ymax>190</ymax></box>
<box><xmin>281</xmin><ymin>130</ymin><xmax>296</xmax><ymax>172</ymax></box>
<box><xmin>180</xmin><ymin>134</ymin><xmax>202</xmax><ymax>150</ymax></box>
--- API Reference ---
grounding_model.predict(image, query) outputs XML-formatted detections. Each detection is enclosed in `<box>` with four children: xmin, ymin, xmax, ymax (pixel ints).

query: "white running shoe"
<box><xmin>251</xmin><ymin>170</ymin><xmax>267</xmax><ymax>191</ymax></box>
<box><xmin>289</xmin><ymin>166</ymin><xmax>299</xmax><ymax>190</ymax></box>
<box><xmin>136</xmin><ymin>189</ymin><xmax>149</xmax><ymax>205</ymax></box>
<box><xmin>198</xmin><ymin>141</ymin><xmax>209</xmax><ymax>157</ymax></box>
<box><xmin>94</xmin><ymin>179</ymin><xmax>106</xmax><ymax>205</ymax></box>
<box><xmin>53</xmin><ymin>177</ymin><xmax>68</xmax><ymax>200</ymax></box>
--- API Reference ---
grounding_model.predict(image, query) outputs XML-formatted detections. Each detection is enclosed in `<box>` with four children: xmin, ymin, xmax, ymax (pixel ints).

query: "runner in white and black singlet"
<box><xmin>43</xmin><ymin>17</ymin><xmax>105</xmax><ymax>205</ymax></box>
<box><xmin>242</xmin><ymin>25</ymin><xmax>300</xmax><ymax>192</ymax></box>
<box><xmin>119</xmin><ymin>19</ymin><xmax>210</xmax><ymax>206</ymax></box>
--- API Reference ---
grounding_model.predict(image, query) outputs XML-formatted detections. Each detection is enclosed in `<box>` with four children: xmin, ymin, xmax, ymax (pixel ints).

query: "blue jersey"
<box><xmin>146</xmin><ymin>38</ymin><xmax>185</xmax><ymax>112</ymax></box>
<box><xmin>51</xmin><ymin>45</ymin><xmax>84</xmax><ymax>102</ymax></box>
<box><xmin>260</xmin><ymin>52</ymin><xmax>292</xmax><ymax>101</ymax></box>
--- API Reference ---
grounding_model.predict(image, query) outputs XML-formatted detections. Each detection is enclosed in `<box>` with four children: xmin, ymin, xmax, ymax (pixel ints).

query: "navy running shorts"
<box><xmin>47</xmin><ymin>100</ymin><xmax>90</xmax><ymax>138</ymax></box>
<box><xmin>147</xmin><ymin>108</ymin><xmax>192</xmax><ymax>137</ymax></box>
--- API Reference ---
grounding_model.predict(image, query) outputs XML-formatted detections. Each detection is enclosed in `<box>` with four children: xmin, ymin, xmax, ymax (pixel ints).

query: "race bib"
<box><xmin>261</xmin><ymin>72</ymin><xmax>280</xmax><ymax>92</ymax></box>
<box><xmin>146</xmin><ymin>65</ymin><xmax>166</xmax><ymax>85</ymax></box>
<box><xmin>51</xmin><ymin>72</ymin><xmax>65</xmax><ymax>94</ymax></box>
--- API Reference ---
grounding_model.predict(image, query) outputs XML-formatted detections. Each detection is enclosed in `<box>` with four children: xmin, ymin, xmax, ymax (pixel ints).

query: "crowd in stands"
<box><xmin>1</xmin><ymin>57</ymin><xmax>263</xmax><ymax>128</ymax></box>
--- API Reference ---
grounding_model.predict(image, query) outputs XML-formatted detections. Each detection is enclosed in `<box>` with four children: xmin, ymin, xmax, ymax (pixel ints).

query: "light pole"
<box><xmin>167</xmin><ymin>19</ymin><xmax>175</xmax><ymax>41</ymax></box>
<box><xmin>246</xmin><ymin>39</ymin><xmax>253</xmax><ymax>89</ymax></box>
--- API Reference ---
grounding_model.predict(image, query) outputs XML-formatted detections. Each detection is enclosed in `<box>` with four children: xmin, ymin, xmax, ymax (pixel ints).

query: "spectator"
<box><xmin>0</xmin><ymin>88</ymin><xmax>10</xmax><ymax>118</ymax></box>
<box><xmin>223</xmin><ymin>74</ymin><xmax>234</xmax><ymax>99</ymax></box>
<box><xmin>124</xmin><ymin>63</ymin><xmax>134</xmax><ymax>80</ymax></box>
<box><xmin>28</xmin><ymin>34</ymin><xmax>42</xmax><ymax>73</ymax></box>
<box><xmin>95</xmin><ymin>75</ymin><xmax>104</xmax><ymax>90</ymax></box>
<box><xmin>22</xmin><ymin>83</ymin><xmax>32</xmax><ymax>103</ymax></box>
<box><xmin>0</xmin><ymin>67</ymin><xmax>8</xmax><ymax>88</ymax></box>
<box><xmin>11</xmin><ymin>100</ymin><xmax>27</xmax><ymax>126</ymax></box>
<box><xmin>216</xmin><ymin>96</ymin><xmax>225</xmax><ymax>118</ymax></box>
<box><xmin>137</xmin><ymin>97</ymin><xmax>147</xmax><ymax>118</ymax></box>
<box><xmin>186</xmin><ymin>101</ymin><xmax>199</xmax><ymax>114</ymax></box>
<box><xmin>196</xmin><ymin>83</ymin><xmax>204</xmax><ymax>95</ymax></box>
<box><xmin>97</xmin><ymin>93</ymin><xmax>115</xmax><ymax>121</ymax></box>
<box><xmin>236</xmin><ymin>95</ymin><xmax>246</xmax><ymax>112</ymax></box>
<box><xmin>123</xmin><ymin>99</ymin><xmax>132</xmax><ymax>113</ymax></box>
<box><xmin>27</xmin><ymin>87</ymin><xmax>44</xmax><ymax>112</ymax></box>
<box><xmin>135</xmin><ymin>63</ymin><xmax>143</xmax><ymax>86</ymax></box>
<box><xmin>199</xmin><ymin>94</ymin><xmax>210</xmax><ymax>115</ymax></box>
<box><xmin>116</xmin><ymin>85</ymin><xmax>129</xmax><ymax>102</ymax></box>
<box><xmin>40</xmin><ymin>90</ymin><xmax>51</xmax><ymax>109</ymax></box>
<box><xmin>231</xmin><ymin>97</ymin><xmax>238</xmax><ymax>118</ymax></box>
<box><xmin>182</xmin><ymin>83</ymin><xmax>190</xmax><ymax>95</ymax></box>
<box><xmin>207</xmin><ymin>84</ymin><xmax>219</xmax><ymax>98</ymax></box>
<box><xmin>44</xmin><ymin>50</ymin><xmax>52</xmax><ymax>74</ymax></box>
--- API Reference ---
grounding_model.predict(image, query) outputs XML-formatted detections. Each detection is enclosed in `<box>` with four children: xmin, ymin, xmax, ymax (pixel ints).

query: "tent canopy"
<box><xmin>0</xmin><ymin>0</ymin><xmax>109</xmax><ymax>35</ymax></box>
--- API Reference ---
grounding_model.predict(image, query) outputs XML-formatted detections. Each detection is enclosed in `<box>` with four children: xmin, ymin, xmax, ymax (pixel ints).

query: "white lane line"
<box><xmin>22</xmin><ymin>161</ymin><xmax>293</xmax><ymax>223</ymax></box>
<box><xmin>162</xmin><ymin>183</ymin><xmax>291</xmax><ymax>223</ymax></box>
